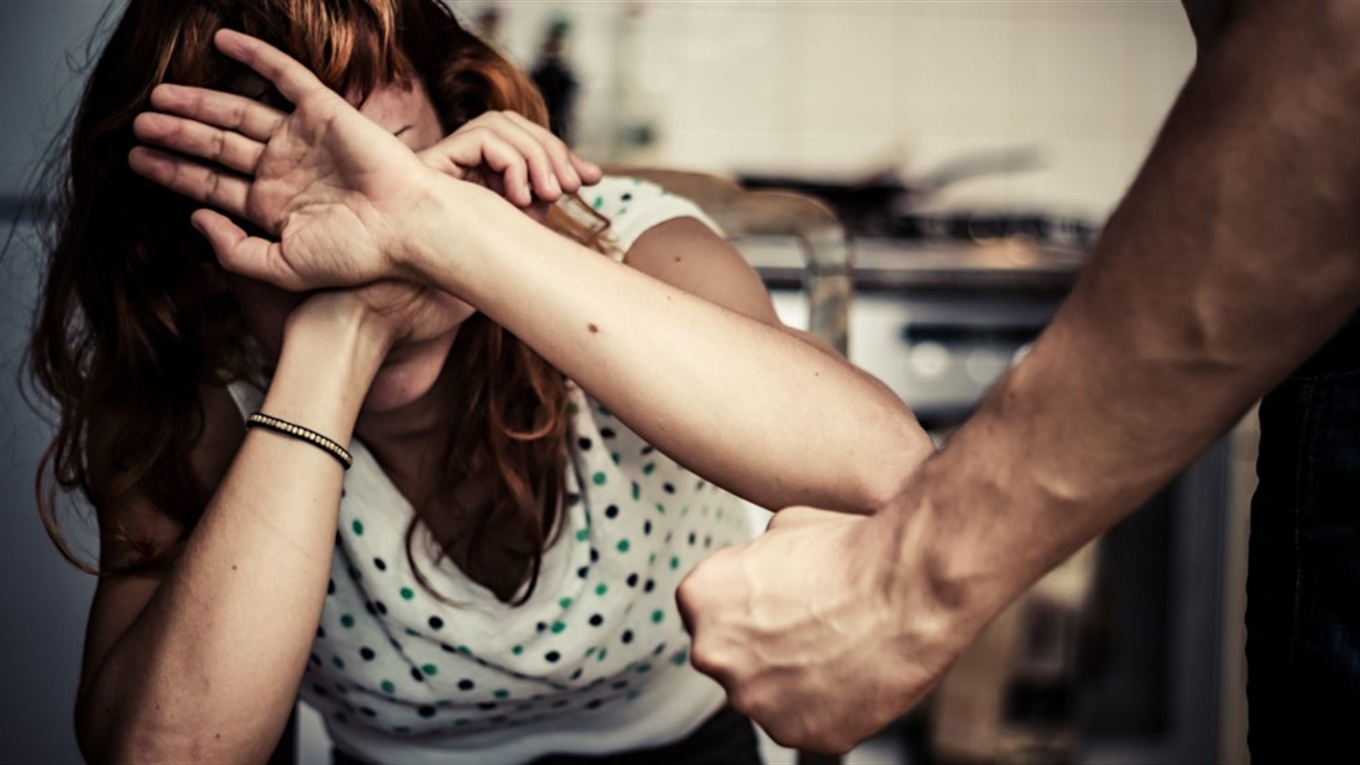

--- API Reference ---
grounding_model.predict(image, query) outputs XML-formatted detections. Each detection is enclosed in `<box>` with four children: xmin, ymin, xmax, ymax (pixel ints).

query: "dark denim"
<box><xmin>1248</xmin><ymin>313</ymin><xmax>1360</xmax><ymax>762</ymax></box>
<box><xmin>330</xmin><ymin>705</ymin><xmax>762</xmax><ymax>765</ymax></box>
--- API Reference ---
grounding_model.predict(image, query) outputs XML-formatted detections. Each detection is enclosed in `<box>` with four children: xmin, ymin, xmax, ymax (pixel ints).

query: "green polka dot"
<box><xmin>670</xmin><ymin>556</ymin><xmax>680</xmax><ymax>570</ymax></box>
<box><xmin>512</xmin><ymin>645</ymin><xmax>523</xmax><ymax>656</ymax></box>
<box><xmin>592</xmin><ymin>472</ymin><xmax>607</xmax><ymax>486</ymax></box>
<box><xmin>626</xmin><ymin>689</ymin><xmax>641</xmax><ymax>700</ymax></box>
<box><xmin>575</xmin><ymin>528</ymin><xmax>589</xmax><ymax>542</ymax></box>
<box><xmin>422</xmin><ymin>663</ymin><xmax>438</xmax><ymax>676</ymax></box>
<box><xmin>381</xmin><ymin>679</ymin><xmax>396</xmax><ymax>694</ymax></box>
<box><xmin>568</xmin><ymin>402</ymin><xmax>580</xmax><ymax>415</ymax></box>
<box><xmin>405</xmin><ymin>628</ymin><xmax>419</xmax><ymax>637</ymax></box>
<box><xmin>655</xmin><ymin>503</ymin><xmax>666</xmax><ymax>514</ymax></box>
<box><xmin>597</xmin><ymin>648</ymin><xmax>608</xmax><ymax>661</ymax></box>
<box><xmin>592</xmin><ymin>196</ymin><xmax>604</xmax><ymax>209</ymax></box>
<box><xmin>611</xmin><ymin>452</ymin><xmax>621</xmax><ymax>465</ymax></box>
<box><xmin>458</xmin><ymin>645</ymin><xmax>472</xmax><ymax>655</ymax></box>
<box><xmin>616</xmin><ymin>539</ymin><xmax>631</xmax><ymax>553</ymax></box>
<box><xmin>636</xmin><ymin>662</ymin><xmax>652</xmax><ymax>673</ymax></box>
<box><xmin>585</xmin><ymin>647</ymin><xmax>597</xmax><ymax>657</ymax></box>
<box><xmin>642</xmin><ymin>462</ymin><xmax>656</xmax><ymax>475</ymax></box>
<box><xmin>559</xmin><ymin>596</ymin><xmax>573</xmax><ymax>609</ymax></box>
<box><xmin>649</xmin><ymin>553</ymin><xmax>657</xmax><ymax>565</ymax></box>
<box><xmin>494</xmin><ymin>689</ymin><xmax>510</xmax><ymax>699</ymax></box>
<box><xmin>632</xmin><ymin>484</ymin><xmax>640</xmax><ymax>500</ymax></box>
<box><xmin>672</xmin><ymin>650</ymin><xmax>689</xmax><ymax>666</ymax></box>
<box><xmin>598</xmin><ymin>405</ymin><xmax>611</xmax><ymax>417</ymax></box>
<box><xmin>595</xmin><ymin>582</ymin><xmax>608</xmax><ymax>596</ymax></box>
<box><xmin>651</xmin><ymin>609</ymin><xmax>664</xmax><ymax>624</ymax></box>
<box><xmin>400</xmin><ymin>587</ymin><xmax>415</xmax><ymax>600</ymax></box>
<box><xmin>682</xmin><ymin>506</ymin><xmax>690</xmax><ymax>515</ymax></box>
<box><xmin>351</xmin><ymin>519</ymin><xmax>364</xmax><ymax>535</ymax></box>
<box><xmin>551</xmin><ymin>621</ymin><xmax>566</xmax><ymax>634</ymax></box>
<box><xmin>340</xmin><ymin>614</ymin><xmax>355</xmax><ymax>628</ymax></box>
<box><xmin>332</xmin><ymin>656</ymin><xmax>345</xmax><ymax>670</ymax></box>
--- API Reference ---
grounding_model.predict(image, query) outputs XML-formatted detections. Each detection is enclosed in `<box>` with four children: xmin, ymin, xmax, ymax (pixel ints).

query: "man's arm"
<box><xmin>679</xmin><ymin>0</ymin><xmax>1360</xmax><ymax>752</ymax></box>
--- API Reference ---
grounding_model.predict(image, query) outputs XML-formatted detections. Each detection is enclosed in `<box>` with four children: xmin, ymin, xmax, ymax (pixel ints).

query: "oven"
<box><xmin>742</xmin><ymin>232</ymin><xmax>1231</xmax><ymax>764</ymax></box>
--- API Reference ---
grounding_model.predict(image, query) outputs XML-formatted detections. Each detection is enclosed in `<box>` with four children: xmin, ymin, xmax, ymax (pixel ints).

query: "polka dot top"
<box><xmin>225</xmin><ymin>177</ymin><xmax>755</xmax><ymax>764</ymax></box>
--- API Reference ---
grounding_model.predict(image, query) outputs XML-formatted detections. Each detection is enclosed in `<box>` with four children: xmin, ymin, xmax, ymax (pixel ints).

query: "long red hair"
<box><xmin>29</xmin><ymin>0</ymin><xmax>606</xmax><ymax>604</ymax></box>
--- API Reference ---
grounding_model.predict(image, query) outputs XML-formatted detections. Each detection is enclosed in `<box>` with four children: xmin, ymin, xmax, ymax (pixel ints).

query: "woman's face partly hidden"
<box><xmin>230</xmin><ymin>76</ymin><xmax>474</xmax><ymax>413</ymax></box>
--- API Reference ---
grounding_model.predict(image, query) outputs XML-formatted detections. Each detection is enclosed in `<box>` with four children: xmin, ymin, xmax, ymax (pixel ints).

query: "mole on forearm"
<box><xmin>588</xmin><ymin>323</ymin><xmax>599</xmax><ymax>334</ymax></box>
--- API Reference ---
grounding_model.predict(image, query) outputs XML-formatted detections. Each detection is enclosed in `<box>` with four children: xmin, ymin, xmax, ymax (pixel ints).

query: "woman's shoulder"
<box><xmin>580</xmin><ymin>175</ymin><xmax>725</xmax><ymax>258</ymax></box>
<box><xmin>86</xmin><ymin>383</ymin><xmax>245</xmax><ymax>566</ymax></box>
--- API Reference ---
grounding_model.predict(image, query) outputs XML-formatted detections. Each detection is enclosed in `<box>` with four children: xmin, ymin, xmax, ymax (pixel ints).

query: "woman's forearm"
<box><xmin>78</xmin><ymin>310</ymin><xmax>384</xmax><ymax>763</ymax></box>
<box><xmin>401</xmin><ymin>183</ymin><xmax>933</xmax><ymax>513</ymax></box>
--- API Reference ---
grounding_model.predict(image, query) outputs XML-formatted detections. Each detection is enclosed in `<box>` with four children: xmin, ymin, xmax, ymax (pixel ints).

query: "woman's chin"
<box><xmin>360</xmin><ymin>358</ymin><xmax>445</xmax><ymax>413</ymax></box>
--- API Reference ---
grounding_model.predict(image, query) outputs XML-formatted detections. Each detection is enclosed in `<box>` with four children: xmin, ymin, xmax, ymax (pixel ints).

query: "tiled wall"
<box><xmin>455</xmin><ymin>0</ymin><xmax>1196</xmax><ymax>219</ymax></box>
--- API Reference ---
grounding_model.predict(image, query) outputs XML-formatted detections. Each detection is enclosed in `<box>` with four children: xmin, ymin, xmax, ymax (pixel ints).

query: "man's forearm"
<box><xmin>888</xmin><ymin>1</ymin><xmax>1360</xmax><ymax>623</ymax></box>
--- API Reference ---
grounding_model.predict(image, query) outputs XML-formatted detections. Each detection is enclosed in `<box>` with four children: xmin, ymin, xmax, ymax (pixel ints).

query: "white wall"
<box><xmin>456</xmin><ymin>0</ymin><xmax>1196</xmax><ymax>218</ymax></box>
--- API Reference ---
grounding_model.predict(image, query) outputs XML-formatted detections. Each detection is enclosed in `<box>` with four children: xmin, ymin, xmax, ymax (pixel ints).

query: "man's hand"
<box><xmin>677</xmin><ymin>505</ymin><xmax>974</xmax><ymax>754</ymax></box>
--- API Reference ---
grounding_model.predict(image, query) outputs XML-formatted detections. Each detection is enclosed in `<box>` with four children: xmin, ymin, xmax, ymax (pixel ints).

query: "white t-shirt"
<box><xmin>227</xmin><ymin>177</ymin><xmax>753</xmax><ymax>764</ymax></box>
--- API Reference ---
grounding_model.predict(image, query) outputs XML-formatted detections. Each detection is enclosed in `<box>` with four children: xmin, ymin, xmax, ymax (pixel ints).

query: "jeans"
<box><xmin>1248</xmin><ymin>313</ymin><xmax>1360</xmax><ymax>762</ymax></box>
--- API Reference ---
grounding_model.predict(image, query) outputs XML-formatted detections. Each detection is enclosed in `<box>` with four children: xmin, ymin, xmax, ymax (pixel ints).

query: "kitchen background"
<box><xmin>1</xmin><ymin>2</ymin><xmax>1249</xmax><ymax>764</ymax></box>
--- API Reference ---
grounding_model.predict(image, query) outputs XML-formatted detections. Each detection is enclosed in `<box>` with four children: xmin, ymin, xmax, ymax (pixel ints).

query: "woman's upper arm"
<box><xmin>77</xmin><ymin>385</ymin><xmax>243</xmax><ymax>703</ymax></box>
<box><xmin>621</xmin><ymin>216</ymin><xmax>784</xmax><ymax>328</ymax></box>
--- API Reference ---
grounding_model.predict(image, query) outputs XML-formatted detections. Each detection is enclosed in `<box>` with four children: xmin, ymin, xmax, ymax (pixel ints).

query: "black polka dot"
<box><xmin>570</xmin><ymin>668</ymin><xmax>583</xmax><ymax>681</ymax></box>
<box><xmin>640</xmin><ymin>445</ymin><xmax>654</xmax><ymax>455</ymax></box>
<box><xmin>589</xmin><ymin>614</ymin><xmax>604</xmax><ymax>627</ymax></box>
<box><xmin>428</xmin><ymin>616</ymin><xmax>444</xmax><ymax>630</ymax></box>
<box><xmin>601</xmin><ymin>428</ymin><xmax>616</xmax><ymax>439</ymax></box>
<box><xmin>664</xmin><ymin>531</ymin><xmax>673</xmax><ymax>543</ymax></box>
<box><xmin>695</xmin><ymin>479</ymin><xmax>706</xmax><ymax>490</ymax></box>
<box><xmin>688</xmin><ymin>532</ymin><xmax>697</xmax><ymax>546</ymax></box>
<box><xmin>621</xmin><ymin>630</ymin><xmax>634</xmax><ymax>644</ymax></box>
<box><xmin>327</xmin><ymin>579</ymin><xmax>336</xmax><ymax>595</ymax></box>
<box><xmin>567</xmin><ymin>493</ymin><xmax>581</xmax><ymax>506</ymax></box>
<box><xmin>612</xmin><ymin>679</ymin><xmax>629</xmax><ymax>690</ymax></box>
<box><xmin>317</xmin><ymin>626</ymin><xmax>327</xmax><ymax>639</ymax></box>
<box><xmin>458</xmin><ymin>679</ymin><xmax>475</xmax><ymax>691</ymax></box>
<box><xmin>536</xmin><ymin>621</ymin><xmax>548</xmax><ymax>633</ymax></box>
<box><xmin>478</xmin><ymin>702</ymin><xmax>498</xmax><ymax>711</ymax></box>
<box><xmin>365</xmin><ymin>602</ymin><xmax>377</xmax><ymax>616</ymax></box>
<box><xmin>590</xmin><ymin>548</ymin><xmax>600</xmax><ymax>563</ymax></box>
<box><xmin>621</xmin><ymin>192</ymin><xmax>633</xmax><ymax>202</ymax></box>
<box><xmin>360</xmin><ymin>707</ymin><xmax>377</xmax><ymax>718</ymax></box>
<box><xmin>310</xmin><ymin>654</ymin><xmax>322</xmax><ymax>667</ymax></box>
<box><xmin>586</xmin><ymin>698</ymin><xmax>604</xmax><ymax>710</ymax></box>
<box><xmin>312</xmin><ymin>683</ymin><xmax>329</xmax><ymax>697</ymax></box>
<box><xmin>643</xmin><ymin>520</ymin><xmax>652</xmax><ymax>535</ymax></box>
<box><xmin>373</xmin><ymin>557</ymin><xmax>387</xmax><ymax>571</ymax></box>
<box><xmin>545</xmin><ymin>651</ymin><xmax>561</xmax><ymax>663</ymax></box>
<box><xmin>347</xmin><ymin>565</ymin><xmax>360</xmax><ymax>580</ymax></box>
<box><xmin>334</xmin><ymin>532</ymin><xmax>342</xmax><ymax>547</ymax></box>
<box><xmin>340</xmin><ymin>488</ymin><xmax>347</xmax><ymax>498</ymax></box>
<box><xmin>418</xmin><ymin>705</ymin><xmax>436</xmax><ymax>718</ymax></box>
<box><xmin>663</xmin><ymin>483</ymin><xmax>675</xmax><ymax>494</ymax></box>
<box><xmin>577</xmin><ymin>566</ymin><xmax>590</xmax><ymax>579</ymax></box>
<box><xmin>704</xmin><ymin>535</ymin><xmax>713</xmax><ymax>548</ymax></box>
<box><xmin>604</xmin><ymin>505</ymin><xmax>619</xmax><ymax>519</ymax></box>
<box><xmin>578</xmin><ymin>437</ymin><xmax>593</xmax><ymax>450</ymax></box>
<box><xmin>360</xmin><ymin>647</ymin><xmax>376</xmax><ymax>661</ymax></box>
<box><xmin>375</xmin><ymin>601</ymin><xmax>388</xmax><ymax>615</ymax></box>
<box><xmin>441</xmin><ymin>643</ymin><xmax>456</xmax><ymax>653</ymax></box>
<box><xmin>644</xmin><ymin>579</ymin><xmax>655</xmax><ymax>593</ymax></box>
<box><xmin>390</xmin><ymin>638</ymin><xmax>402</xmax><ymax>650</ymax></box>
<box><xmin>411</xmin><ymin>668</ymin><xmax>425</xmax><ymax>682</ymax></box>
<box><xmin>653</xmin><ymin>643</ymin><xmax>667</xmax><ymax>656</ymax></box>
<box><xmin>626</xmin><ymin>573</ymin><xmax>639</xmax><ymax>587</ymax></box>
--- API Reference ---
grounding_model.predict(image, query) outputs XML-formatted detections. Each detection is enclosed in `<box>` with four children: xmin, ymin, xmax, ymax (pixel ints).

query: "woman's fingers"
<box><xmin>190</xmin><ymin>209</ymin><xmax>306</xmax><ymax>291</ymax></box>
<box><xmin>213</xmin><ymin>28</ymin><xmax>326</xmax><ymax>106</ymax></box>
<box><xmin>499</xmin><ymin>111</ymin><xmax>591</xmax><ymax>192</ymax></box>
<box><xmin>128</xmin><ymin>146</ymin><xmax>250</xmax><ymax>219</ymax></box>
<box><xmin>475</xmin><ymin>114</ymin><xmax>565</xmax><ymax>201</ymax></box>
<box><xmin>149</xmin><ymin>83</ymin><xmax>285</xmax><ymax>142</ymax></box>
<box><xmin>133</xmin><ymin>111</ymin><xmax>264</xmax><ymax>175</ymax></box>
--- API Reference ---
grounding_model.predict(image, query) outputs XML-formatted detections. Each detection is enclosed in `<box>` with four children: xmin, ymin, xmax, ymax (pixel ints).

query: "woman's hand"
<box><xmin>128</xmin><ymin>29</ymin><xmax>439</xmax><ymax>291</ymax></box>
<box><xmin>417</xmin><ymin>111</ymin><xmax>601</xmax><ymax>218</ymax></box>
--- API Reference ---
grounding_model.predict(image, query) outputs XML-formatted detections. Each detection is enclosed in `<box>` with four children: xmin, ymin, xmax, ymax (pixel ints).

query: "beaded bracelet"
<box><xmin>246</xmin><ymin>412</ymin><xmax>353</xmax><ymax>470</ymax></box>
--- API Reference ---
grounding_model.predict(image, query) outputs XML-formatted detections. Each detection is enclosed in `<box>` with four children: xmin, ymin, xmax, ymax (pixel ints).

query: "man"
<box><xmin>678</xmin><ymin>0</ymin><xmax>1360</xmax><ymax>760</ymax></box>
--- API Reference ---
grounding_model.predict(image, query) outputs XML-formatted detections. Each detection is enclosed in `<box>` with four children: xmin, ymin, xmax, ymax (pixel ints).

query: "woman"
<box><xmin>31</xmin><ymin>1</ymin><xmax>933</xmax><ymax>762</ymax></box>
